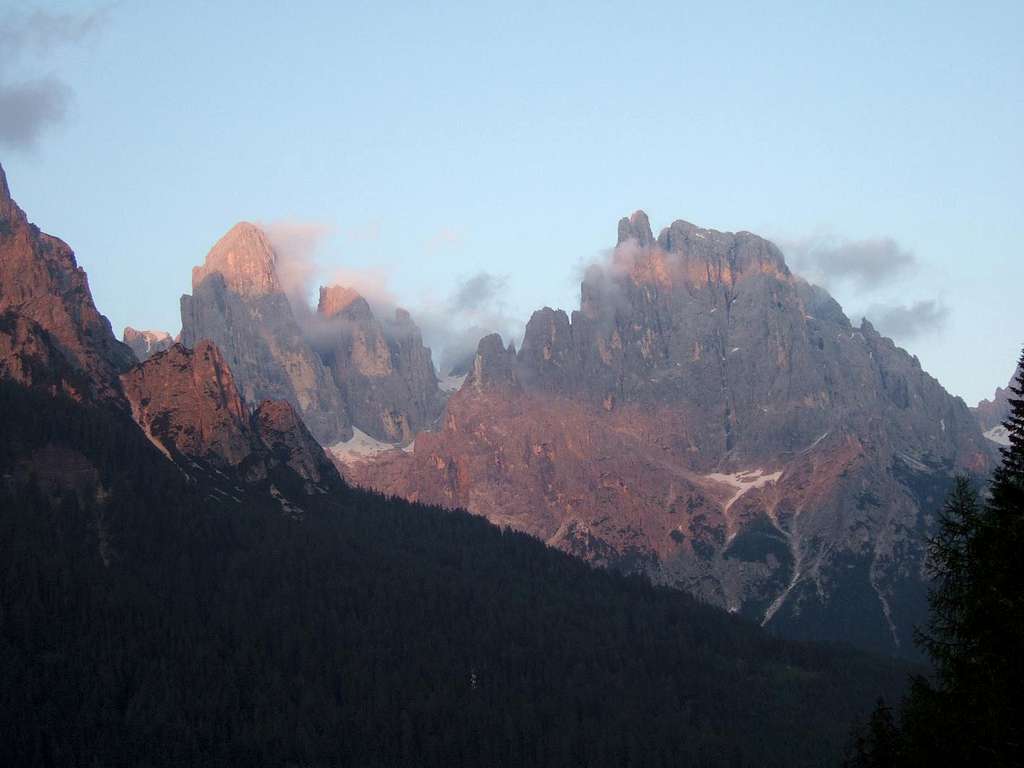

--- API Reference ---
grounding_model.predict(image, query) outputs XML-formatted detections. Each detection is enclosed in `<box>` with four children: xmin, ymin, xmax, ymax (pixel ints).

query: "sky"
<box><xmin>1</xmin><ymin>0</ymin><xmax>1021</xmax><ymax>402</ymax></box>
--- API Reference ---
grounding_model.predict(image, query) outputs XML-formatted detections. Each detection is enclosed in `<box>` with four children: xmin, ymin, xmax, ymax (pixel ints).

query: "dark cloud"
<box><xmin>449</xmin><ymin>272</ymin><xmax>508</xmax><ymax>312</ymax></box>
<box><xmin>780</xmin><ymin>235</ymin><xmax>916</xmax><ymax>289</ymax></box>
<box><xmin>0</xmin><ymin>7</ymin><xmax>110</xmax><ymax>150</ymax></box>
<box><xmin>867</xmin><ymin>299</ymin><xmax>949</xmax><ymax>340</ymax></box>
<box><xmin>0</xmin><ymin>77</ymin><xmax>71</xmax><ymax>148</ymax></box>
<box><xmin>0</xmin><ymin>8</ymin><xmax>111</xmax><ymax>57</ymax></box>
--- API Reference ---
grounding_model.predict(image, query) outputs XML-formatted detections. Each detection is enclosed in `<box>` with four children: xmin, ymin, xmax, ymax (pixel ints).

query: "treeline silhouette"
<box><xmin>0</xmin><ymin>378</ymin><xmax>907</xmax><ymax>767</ymax></box>
<box><xmin>845</xmin><ymin>350</ymin><xmax>1024</xmax><ymax>767</ymax></box>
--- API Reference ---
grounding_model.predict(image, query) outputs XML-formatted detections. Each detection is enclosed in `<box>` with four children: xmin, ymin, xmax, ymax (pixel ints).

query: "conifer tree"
<box><xmin>855</xmin><ymin>349</ymin><xmax>1024</xmax><ymax>767</ymax></box>
<box><xmin>906</xmin><ymin>349</ymin><xmax>1024</xmax><ymax>765</ymax></box>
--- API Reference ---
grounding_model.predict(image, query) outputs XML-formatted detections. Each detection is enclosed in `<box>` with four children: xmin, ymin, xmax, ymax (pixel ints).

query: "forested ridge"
<box><xmin>0</xmin><ymin>378</ymin><xmax>908</xmax><ymax>767</ymax></box>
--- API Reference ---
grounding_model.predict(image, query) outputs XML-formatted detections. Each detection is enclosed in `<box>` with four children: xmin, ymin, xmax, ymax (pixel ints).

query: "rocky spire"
<box><xmin>180</xmin><ymin>223</ymin><xmax>351</xmax><ymax>445</ymax></box>
<box><xmin>315</xmin><ymin>283</ymin><xmax>441</xmax><ymax>443</ymax></box>
<box><xmin>317</xmin><ymin>285</ymin><xmax>366</xmax><ymax>319</ymax></box>
<box><xmin>466</xmin><ymin>333</ymin><xmax>520</xmax><ymax>392</ymax></box>
<box><xmin>192</xmin><ymin>222</ymin><xmax>280</xmax><ymax>297</ymax></box>
<box><xmin>616</xmin><ymin>210</ymin><xmax>654</xmax><ymax>247</ymax></box>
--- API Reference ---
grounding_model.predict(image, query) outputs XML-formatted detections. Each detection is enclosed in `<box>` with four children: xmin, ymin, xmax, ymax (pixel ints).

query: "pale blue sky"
<box><xmin>2</xmin><ymin>0</ymin><xmax>1021</xmax><ymax>402</ymax></box>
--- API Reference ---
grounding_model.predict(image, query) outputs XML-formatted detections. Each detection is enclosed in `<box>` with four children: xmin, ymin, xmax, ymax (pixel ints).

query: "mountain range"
<box><xmin>0</xmin><ymin>160</ymin><xmax>915</xmax><ymax>766</ymax></box>
<box><xmin>101</xmin><ymin>193</ymin><xmax>1008</xmax><ymax>660</ymax></box>
<box><xmin>349</xmin><ymin>212</ymin><xmax>997</xmax><ymax>656</ymax></box>
<box><xmin>109</xmin><ymin>197</ymin><xmax>1007</xmax><ymax>659</ymax></box>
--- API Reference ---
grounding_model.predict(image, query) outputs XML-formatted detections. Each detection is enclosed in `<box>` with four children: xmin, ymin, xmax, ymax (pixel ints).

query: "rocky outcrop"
<box><xmin>123</xmin><ymin>327</ymin><xmax>173</xmax><ymax>360</ymax></box>
<box><xmin>0</xmin><ymin>163</ymin><xmax>135</xmax><ymax>398</ymax></box>
<box><xmin>180</xmin><ymin>223</ymin><xmax>351</xmax><ymax>444</ymax></box>
<box><xmin>465</xmin><ymin>333</ymin><xmax>520</xmax><ymax>393</ymax></box>
<box><xmin>316</xmin><ymin>285</ymin><xmax>441</xmax><ymax>443</ymax></box>
<box><xmin>0</xmin><ymin>310</ymin><xmax>94</xmax><ymax>400</ymax></box>
<box><xmin>0</xmin><ymin>165</ymin><xmax>345</xmax><ymax>512</ymax></box>
<box><xmin>345</xmin><ymin>212</ymin><xmax>994</xmax><ymax>656</ymax></box>
<box><xmin>974</xmin><ymin>363</ymin><xmax>1022</xmax><ymax>446</ymax></box>
<box><xmin>120</xmin><ymin>340</ymin><xmax>340</xmax><ymax>495</ymax></box>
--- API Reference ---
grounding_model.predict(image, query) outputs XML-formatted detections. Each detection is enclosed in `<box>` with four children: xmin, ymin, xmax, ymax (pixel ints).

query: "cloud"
<box><xmin>0</xmin><ymin>7</ymin><xmax>110</xmax><ymax>150</ymax></box>
<box><xmin>866</xmin><ymin>299</ymin><xmax>949</xmax><ymax>340</ymax></box>
<box><xmin>262</xmin><ymin>219</ymin><xmax>517</xmax><ymax>373</ymax></box>
<box><xmin>425</xmin><ymin>272</ymin><xmax>520</xmax><ymax>372</ymax></box>
<box><xmin>0</xmin><ymin>8</ymin><xmax>110</xmax><ymax>58</ymax></box>
<box><xmin>263</xmin><ymin>220</ymin><xmax>333</xmax><ymax>303</ymax></box>
<box><xmin>780</xmin><ymin>234</ymin><xmax>916</xmax><ymax>290</ymax></box>
<box><xmin>0</xmin><ymin>77</ymin><xmax>71</xmax><ymax>148</ymax></box>
<box><xmin>449</xmin><ymin>272</ymin><xmax>507</xmax><ymax>312</ymax></box>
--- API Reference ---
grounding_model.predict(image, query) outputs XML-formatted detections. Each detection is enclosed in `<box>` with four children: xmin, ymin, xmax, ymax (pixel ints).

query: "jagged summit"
<box><xmin>193</xmin><ymin>221</ymin><xmax>280</xmax><ymax>297</ymax></box>
<box><xmin>610</xmin><ymin>213</ymin><xmax>792</xmax><ymax>291</ymax></box>
<box><xmin>616</xmin><ymin>210</ymin><xmax>654</xmax><ymax>246</ymax></box>
<box><xmin>316</xmin><ymin>282</ymin><xmax>442</xmax><ymax>443</ymax></box>
<box><xmin>345</xmin><ymin>210</ymin><xmax>993</xmax><ymax>656</ymax></box>
<box><xmin>317</xmin><ymin>284</ymin><xmax>367</xmax><ymax>319</ymax></box>
<box><xmin>180</xmin><ymin>223</ymin><xmax>352</xmax><ymax>445</ymax></box>
<box><xmin>466</xmin><ymin>333</ymin><xmax>519</xmax><ymax>392</ymax></box>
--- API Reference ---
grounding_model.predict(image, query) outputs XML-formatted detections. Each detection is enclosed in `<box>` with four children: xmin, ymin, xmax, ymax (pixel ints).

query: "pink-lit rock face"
<box><xmin>0</xmin><ymin>163</ymin><xmax>135</xmax><ymax>399</ymax></box>
<box><xmin>120</xmin><ymin>341</ymin><xmax>253</xmax><ymax>467</ymax></box>
<box><xmin>316</xmin><ymin>284</ymin><xmax>442</xmax><ymax>444</ymax></box>
<box><xmin>344</xmin><ymin>212</ymin><xmax>995</xmax><ymax>655</ymax></box>
<box><xmin>120</xmin><ymin>339</ymin><xmax>339</xmax><ymax>491</ymax></box>
<box><xmin>192</xmin><ymin>222</ymin><xmax>282</xmax><ymax>298</ymax></box>
<box><xmin>180</xmin><ymin>222</ymin><xmax>352</xmax><ymax>445</ymax></box>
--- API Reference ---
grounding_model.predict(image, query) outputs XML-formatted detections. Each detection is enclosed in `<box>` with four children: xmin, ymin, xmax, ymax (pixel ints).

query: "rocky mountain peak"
<box><xmin>317</xmin><ymin>284</ymin><xmax>370</xmax><ymax>320</ymax></box>
<box><xmin>345</xmin><ymin>210</ymin><xmax>994</xmax><ymax>656</ymax></box>
<box><xmin>193</xmin><ymin>222</ymin><xmax>280</xmax><ymax>297</ymax></box>
<box><xmin>316</xmin><ymin>283</ymin><xmax>442</xmax><ymax>444</ymax></box>
<box><xmin>466</xmin><ymin>333</ymin><xmax>520</xmax><ymax>392</ymax></box>
<box><xmin>120</xmin><ymin>341</ymin><xmax>253</xmax><ymax>466</ymax></box>
<box><xmin>181</xmin><ymin>224</ymin><xmax>352</xmax><ymax>445</ymax></box>
<box><xmin>120</xmin><ymin>339</ymin><xmax>342</xmax><ymax>495</ymax></box>
<box><xmin>974</xmin><ymin>362</ymin><xmax>1023</xmax><ymax>438</ymax></box>
<box><xmin>617</xmin><ymin>210</ymin><xmax>654</xmax><ymax>247</ymax></box>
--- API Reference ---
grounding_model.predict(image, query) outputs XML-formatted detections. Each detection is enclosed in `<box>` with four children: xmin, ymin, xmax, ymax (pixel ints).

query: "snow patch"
<box><xmin>438</xmin><ymin>373</ymin><xmax>466</xmax><ymax>394</ymax></box>
<box><xmin>703</xmin><ymin>468</ymin><xmax>783</xmax><ymax>513</ymax></box>
<box><xmin>329</xmin><ymin>428</ymin><xmax>404</xmax><ymax>463</ymax></box>
<box><xmin>984</xmin><ymin>425</ymin><xmax>1011</xmax><ymax>447</ymax></box>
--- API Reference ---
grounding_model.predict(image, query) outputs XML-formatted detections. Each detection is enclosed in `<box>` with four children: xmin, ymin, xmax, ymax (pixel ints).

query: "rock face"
<box><xmin>123</xmin><ymin>327</ymin><xmax>173</xmax><ymax>360</ymax></box>
<box><xmin>180</xmin><ymin>223</ymin><xmax>351</xmax><ymax>444</ymax></box>
<box><xmin>345</xmin><ymin>211</ymin><xmax>994</xmax><ymax>656</ymax></box>
<box><xmin>316</xmin><ymin>285</ymin><xmax>441</xmax><ymax>443</ymax></box>
<box><xmin>0</xmin><ymin>163</ymin><xmax>135</xmax><ymax>397</ymax></box>
<box><xmin>120</xmin><ymin>340</ymin><xmax>339</xmax><ymax>495</ymax></box>
<box><xmin>974</xmin><ymin>363</ymin><xmax>1022</xmax><ymax>446</ymax></box>
<box><xmin>0</xmin><ymin>310</ymin><xmax>94</xmax><ymax>401</ymax></box>
<box><xmin>0</xmin><ymin>165</ymin><xmax>346</xmax><ymax>513</ymax></box>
